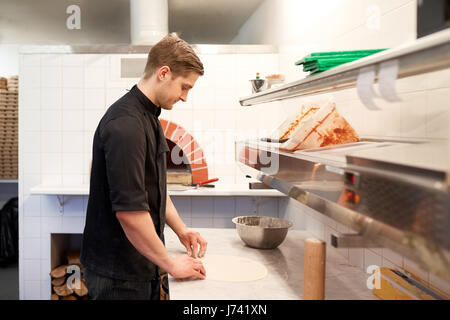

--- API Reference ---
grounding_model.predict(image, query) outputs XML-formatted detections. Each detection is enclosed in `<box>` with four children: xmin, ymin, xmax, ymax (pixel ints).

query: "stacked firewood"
<box><xmin>50</xmin><ymin>250</ymin><xmax>89</xmax><ymax>300</ymax></box>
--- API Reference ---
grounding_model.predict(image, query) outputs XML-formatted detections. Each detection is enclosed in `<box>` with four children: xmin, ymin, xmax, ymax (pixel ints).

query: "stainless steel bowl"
<box><xmin>232</xmin><ymin>216</ymin><xmax>293</xmax><ymax>249</ymax></box>
<box><xmin>249</xmin><ymin>79</ymin><xmax>267</xmax><ymax>93</ymax></box>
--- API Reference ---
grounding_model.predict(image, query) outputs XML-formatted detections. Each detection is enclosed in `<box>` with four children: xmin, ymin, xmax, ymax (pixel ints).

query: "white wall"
<box><xmin>0</xmin><ymin>45</ymin><xmax>20</xmax><ymax>77</ymax></box>
<box><xmin>234</xmin><ymin>0</ymin><xmax>450</xmax><ymax>296</ymax></box>
<box><xmin>233</xmin><ymin>0</ymin><xmax>416</xmax><ymax>46</ymax></box>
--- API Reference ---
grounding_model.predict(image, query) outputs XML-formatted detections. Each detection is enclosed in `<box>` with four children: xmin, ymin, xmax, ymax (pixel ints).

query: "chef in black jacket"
<box><xmin>81</xmin><ymin>33</ymin><xmax>207</xmax><ymax>300</ymax></box>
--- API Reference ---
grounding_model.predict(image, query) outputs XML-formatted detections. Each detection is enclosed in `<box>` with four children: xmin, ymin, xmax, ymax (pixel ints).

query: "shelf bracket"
<box><xmin>56</xmin><ymin>195</ymin><xmax>70</xmax><ymax>213</ymax></box>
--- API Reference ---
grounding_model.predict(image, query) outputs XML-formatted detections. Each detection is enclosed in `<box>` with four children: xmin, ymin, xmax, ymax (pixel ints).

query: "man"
<box><xmin>81</xmin><ymin>33</ymin><xmax>207</xmax><ymax>300</ymax></box>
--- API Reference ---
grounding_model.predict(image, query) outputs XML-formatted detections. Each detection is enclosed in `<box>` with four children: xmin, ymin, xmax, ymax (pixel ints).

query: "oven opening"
<box><xmin>166</xmin><ymin>139</ymin><xmax>192</xmax><ymax>185</ymax></box>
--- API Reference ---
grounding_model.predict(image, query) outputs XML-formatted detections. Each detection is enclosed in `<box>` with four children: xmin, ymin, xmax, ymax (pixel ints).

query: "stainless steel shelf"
<box><xmin>0</xmin><ymin>179</ymin><xmax>18</xmax><ymax>183</ymax></box>
<box><xmin>239</xmin><ymin>28</ymin><xmax>450</xmax><ymax>106</ymax></box>
<box><xmin>236</xmin><ymin>138</ymin><xmax>450</xmax><ymax>281</ymax></box>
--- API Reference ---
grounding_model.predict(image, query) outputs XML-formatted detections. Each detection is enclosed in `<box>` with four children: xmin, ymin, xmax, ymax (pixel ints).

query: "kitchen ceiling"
<box><xmin>168</xmin><ymin>0</ymin><xmax>264</xmax><ymax>44</ymax></box>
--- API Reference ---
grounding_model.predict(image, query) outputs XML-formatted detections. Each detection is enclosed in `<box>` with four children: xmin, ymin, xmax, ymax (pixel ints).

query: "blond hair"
<box><xmin>143</xmin><ymin>33</ymin><xmax>204</xmax><ymax>78</ymax></box>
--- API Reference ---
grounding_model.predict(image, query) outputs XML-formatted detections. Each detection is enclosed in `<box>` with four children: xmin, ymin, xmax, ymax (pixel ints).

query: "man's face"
<box><xmin>157</xmin><ymin>70</ymin><xmax>199</xmax><ymax>110</ymax></box>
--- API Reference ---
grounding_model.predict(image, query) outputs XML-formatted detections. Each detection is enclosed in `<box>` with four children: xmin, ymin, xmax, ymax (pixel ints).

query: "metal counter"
<box><xmin>165</xmin><ymin>228</ymin><xmax>378</xmax><ymax>300</ymax></box>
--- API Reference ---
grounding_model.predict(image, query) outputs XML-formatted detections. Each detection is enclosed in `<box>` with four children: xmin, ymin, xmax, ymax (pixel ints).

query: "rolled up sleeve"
<box><xmin>100</xmin><ymin>116</ymin><xmax>150</xmax><ymax>213</ymax></box>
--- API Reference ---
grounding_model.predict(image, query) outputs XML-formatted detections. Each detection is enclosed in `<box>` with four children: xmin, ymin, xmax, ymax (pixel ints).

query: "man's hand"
<box><xmin>177</xmin><ymin>228</ymin><xmax>208</xmax><ymax>258</ymax></box>
<box><xmin>168</xmin><ymin>254</ymin><xmax>206</xmax><ymax>280</ymax></box>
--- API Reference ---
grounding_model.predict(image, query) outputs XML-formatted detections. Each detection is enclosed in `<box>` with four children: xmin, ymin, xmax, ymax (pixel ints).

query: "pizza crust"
<box><xmin>198</xmin><ymin>254</ymin><xmax>268</xmax><ymax>282</ymax></box>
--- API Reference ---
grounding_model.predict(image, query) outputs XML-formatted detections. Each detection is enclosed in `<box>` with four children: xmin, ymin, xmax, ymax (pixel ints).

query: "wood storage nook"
<box><xmin>50</xmin><ymin>251</ymin><xmax>88</xmax><ymax>300</ymax></box>
<box><xmin>50</xmin><ymin>234</ymin><xmax>88</xmax><ymax>300</ymax></box>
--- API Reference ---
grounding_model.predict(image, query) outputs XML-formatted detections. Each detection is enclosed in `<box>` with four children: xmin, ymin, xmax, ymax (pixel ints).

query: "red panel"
<box><xmin>191</xmin><ymin>168</ymin><xmax>208</xmax><ymax>183</ymax></box>
<box><xmin>171</xmin><ymin>127</ymin><xmax>187</xmax><ymax>144</ymax></box>
<box><xmin>177</xmin><ymin>134</ymin><xmax>193</xmax><ymax>150</ymax></box>
<box><xmin>165</xmin><ymin>122</ymin><xmax>178</xmax><ymax>140</ymax></box>
<box><xmin>159</xmin><ymin>118</ymin><xmax>168</xmax><ymax>132</ymax></box>
<box><xmin>190</xmin><ymin>157</ymin><xmax>207</xmax><ymax>169</ymax></box>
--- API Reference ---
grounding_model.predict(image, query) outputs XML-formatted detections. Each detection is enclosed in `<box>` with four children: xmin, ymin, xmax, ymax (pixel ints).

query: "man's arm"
<box><xmin>165</xmin><ymin>194</ymin><xmax>208</xmax><ymax>258</ymax></box>
<box><xmin>165</xmin><ymin>194</ymin><xmax>188</xmax><ymax>236</ymax></box>
<box><xmin>116</xmin><ymin>210</ymin><xmax>205</xmax><ymax>279</ymax></box>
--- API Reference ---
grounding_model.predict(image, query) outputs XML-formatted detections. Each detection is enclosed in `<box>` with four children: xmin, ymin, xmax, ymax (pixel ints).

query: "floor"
<box><xmin>0</xmin><ymin>262</ymin><xmax>19</xmax><ymax>300</ymax></box>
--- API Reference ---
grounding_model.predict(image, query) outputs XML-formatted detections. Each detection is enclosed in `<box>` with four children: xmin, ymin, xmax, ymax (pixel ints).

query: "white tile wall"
<box><xmin>23</xmin><ymin>195</ymin><xmax>41</xmax><ymax>216</ymax></box>
<box><xmin>23</xmin><ymin>260</ymin><xmax>41</xmax><ymax>281</ymax></box>
<box><xmin>41</xmin><ymin>88</ymin><xmax>62</xmax><ymax>110</ymax></box>
<box><xmin>62</xmin><ymin>88</ymin><xmax>83</xmax><ymax>109</ymax></box>
<box><xmin>21</xmin><ymin>88</ymin><xmax>40</xmax><ymax>110</ymax></box>
<box><xmin>41</xmin><ymin>110</ymin><xmax>62</xmax><ymax>131</ymax></box>
<box><xmin>23</xmin><ymin>281</ymin><xmax>41</xmax><ymax>300</ymax></box>
<box><xmin>22</xmin><ymin>239</ymin><xmax>41</xmax><ymax>260</ymax></box>
<box><xmin>23</xmin><ymin>217</ymin><xmax>41</xmax><ymax>238</ymax></box>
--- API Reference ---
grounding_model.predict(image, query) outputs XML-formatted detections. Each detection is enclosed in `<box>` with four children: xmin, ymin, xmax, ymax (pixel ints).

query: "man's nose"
<box><xmin>180</xmin><ymin>94</ymin><xmax>187</xmax><ymax>102</ymax></box>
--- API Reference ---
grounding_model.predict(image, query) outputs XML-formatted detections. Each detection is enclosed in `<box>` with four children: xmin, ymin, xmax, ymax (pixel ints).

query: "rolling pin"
<box><xmin>303</xmin><ymin>238</ymin><xmax>326</xmax><ymax>300</ymax></box>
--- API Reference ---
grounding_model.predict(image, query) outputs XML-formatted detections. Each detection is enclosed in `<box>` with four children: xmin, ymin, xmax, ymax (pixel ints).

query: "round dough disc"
<box><xmin>198</xmin><ymin>254</ymin><xmax>267</xmax><ymax>282</ymax></box>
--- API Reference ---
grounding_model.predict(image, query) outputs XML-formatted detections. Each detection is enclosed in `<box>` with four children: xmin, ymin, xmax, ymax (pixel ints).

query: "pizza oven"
<box><xmin>160</xmin><ymin>119</ymin><xmax>209</xmax><ymax>186</ymax></box>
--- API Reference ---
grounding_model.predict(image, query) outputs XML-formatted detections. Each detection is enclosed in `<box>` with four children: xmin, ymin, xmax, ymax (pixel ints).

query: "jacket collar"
<box><xmin>131</xmin><ymin>84</ymin><xmax>161</xmax><ymax>117</ymax></box>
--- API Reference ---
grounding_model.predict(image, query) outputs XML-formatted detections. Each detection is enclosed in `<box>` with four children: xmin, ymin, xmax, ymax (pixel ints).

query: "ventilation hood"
<box><xmin>130</xmin><ymin>0</ymin><xmax>168</xmax><ymax>45</ymax></box>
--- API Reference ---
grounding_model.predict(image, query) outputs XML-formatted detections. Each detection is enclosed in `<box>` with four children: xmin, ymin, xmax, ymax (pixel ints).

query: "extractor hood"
<box><xmin>130</xmin><ymin>0</ymin><xmax>168</xmax><ymax>45</ymax></box>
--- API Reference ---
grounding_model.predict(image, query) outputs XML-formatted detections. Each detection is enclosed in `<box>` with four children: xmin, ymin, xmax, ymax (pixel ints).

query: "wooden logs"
<box><xmin>50</xmin><ymin>250</ymin><xmax>89</xmax><ymax>300</ymax></box>
<box><xmin>51</xmin><ymin>276</ymin><xmax>66</xmax><ymax>286</ymax></box>
<box><xmin>73</xmin><ymin>279</ymin><xmax>88</xmax><ymax>297</ymax></box>
<box><xmin>53</xmin><ymin>284</ymin><xmax>73</xmax><ymax>297</ymax></box>
<box><xmin>50</xmin><ymin>265</ymin><xmax>68</xmax><ymax>278</ymax></box>
<box><xmin>303</xmin><ymin>238</ymin><xmax>326</xmax><ymax>300</ymax></box>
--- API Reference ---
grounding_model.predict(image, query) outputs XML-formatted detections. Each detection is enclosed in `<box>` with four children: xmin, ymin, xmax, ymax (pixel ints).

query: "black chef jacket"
<box><xmin>80</xmin><ymin>85</ymin><xmax>169</xmax><ymax>281</ymax></box>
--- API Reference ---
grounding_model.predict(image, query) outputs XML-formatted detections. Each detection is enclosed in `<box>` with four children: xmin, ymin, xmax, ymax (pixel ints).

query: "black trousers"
<box><xmin>84</xmin><ymin>268</ymin><xmax>169</xmax><ymax>300</ymax></box>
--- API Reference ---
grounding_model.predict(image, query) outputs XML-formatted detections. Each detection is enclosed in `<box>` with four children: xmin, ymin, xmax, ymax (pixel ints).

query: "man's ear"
<box><xmin>157</xmin><ymin>66</ymin><xmax>171</xmax><ymax>81</ymax></box>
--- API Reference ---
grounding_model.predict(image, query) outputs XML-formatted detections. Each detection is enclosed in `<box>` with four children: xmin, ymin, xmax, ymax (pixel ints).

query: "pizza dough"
<box><xmin>198</xmin><ymin>254</ymin><xmax>267</xmax><ymax>282</ymax></box>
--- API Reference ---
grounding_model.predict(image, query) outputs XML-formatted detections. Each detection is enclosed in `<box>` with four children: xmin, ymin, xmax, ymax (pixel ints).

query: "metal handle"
<box><xmin>198</xmin><ymin>178</ymin><xmax>219</xmax><ymax>186</ymax></box>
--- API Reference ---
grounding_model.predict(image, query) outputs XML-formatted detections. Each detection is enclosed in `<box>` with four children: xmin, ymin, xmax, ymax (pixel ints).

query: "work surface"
<box><xmin>165</xmin><ymin>228</ymin><xmax>378</xmax><ymax>300</ymax></box>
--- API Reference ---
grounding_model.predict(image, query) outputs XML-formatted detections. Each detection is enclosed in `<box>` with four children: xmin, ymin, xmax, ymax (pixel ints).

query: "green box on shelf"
<box><xmin>296</xmin><ymin>49</ymin><xmax>387</xmax><ymax>75</ymax></box>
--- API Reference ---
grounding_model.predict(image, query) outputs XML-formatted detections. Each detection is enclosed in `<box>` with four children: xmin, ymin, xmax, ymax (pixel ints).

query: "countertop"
<box><xmin>30</xmin><ymin>183</ymin><xmax>285</xmax><ymax>197</ymax></box>
<box><xmin>165</xmin><ymin>228</ymin><xmax>378</xmax><ymax>300</ymax></box>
